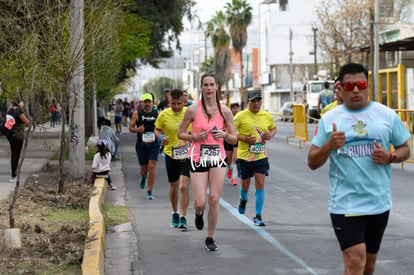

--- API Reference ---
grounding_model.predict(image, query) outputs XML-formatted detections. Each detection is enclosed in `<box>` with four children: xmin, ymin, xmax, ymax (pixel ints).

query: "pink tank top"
<box><xmin>188</xmin><ymin>101</ymin><xmax>226</xmax><ymax>164</ymax></box>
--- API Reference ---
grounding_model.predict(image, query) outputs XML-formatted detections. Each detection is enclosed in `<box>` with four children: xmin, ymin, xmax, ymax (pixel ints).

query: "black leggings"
<box><xmin>7</xmin><ymin>134</ymin><xmax>24</xmax><ymax>178</ymax></box>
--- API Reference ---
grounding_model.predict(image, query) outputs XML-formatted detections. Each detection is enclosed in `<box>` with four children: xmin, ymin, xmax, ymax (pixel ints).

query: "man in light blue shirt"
<box><xmin>308</xmin><ymin>63</ymin><xmax>410</xmax><ymax>275</ymax></box>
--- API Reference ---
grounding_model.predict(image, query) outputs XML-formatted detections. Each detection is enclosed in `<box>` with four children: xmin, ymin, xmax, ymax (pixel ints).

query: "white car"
<box><xmin>279</xmin><ymin>101</ymin><xmax>293</xmax><ymax>122</ymax></box>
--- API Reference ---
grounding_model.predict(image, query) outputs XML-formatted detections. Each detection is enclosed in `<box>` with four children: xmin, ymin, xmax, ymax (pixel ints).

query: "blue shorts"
<box><xmin>135</xmin><ymin>141</ymin><xmax>160</xmax><ymax>165</ymax></box>
<box><xmin>236</xmin><ymin>158</ymin><xmax>269</xmax><ymax>180</ymax></box>
<box><xmin>115</xmin><ymin>116</ymin><xmax>122</xmax><ymax>123</ymax></box>
<box><xmin>165</xmin><ymin>154</ymin><xmax>190</xmax><ymax>182</ymax></box>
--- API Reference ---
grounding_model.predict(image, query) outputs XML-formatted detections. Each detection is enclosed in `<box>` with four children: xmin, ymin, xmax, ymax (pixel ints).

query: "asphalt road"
<box><xmin>112</xmin><ymin>121</ymin><xmax>414</xmax><ymax>275</ymax></box>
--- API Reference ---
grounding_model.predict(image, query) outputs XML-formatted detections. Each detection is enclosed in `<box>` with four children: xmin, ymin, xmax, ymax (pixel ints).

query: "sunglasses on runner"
<box><xmin>341</xmin><ymin>81</ymin><xmax>368</xmax><ymax>91</ymax></box>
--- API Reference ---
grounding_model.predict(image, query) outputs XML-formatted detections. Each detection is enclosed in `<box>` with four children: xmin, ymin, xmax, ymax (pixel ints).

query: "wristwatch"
<box><xmin>389</xmin><ymin>152</ymin><xmax>397</xmax><ymax>163</ymax></box>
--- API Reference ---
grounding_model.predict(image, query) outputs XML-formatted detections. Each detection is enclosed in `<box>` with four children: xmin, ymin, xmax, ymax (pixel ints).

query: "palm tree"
<box><xmin>225</xmin><ymin>0</ymin><xmax>252</xmax><ymax>109</ymax></box>
<box><xmin>200</xmin><ymin>56</ymin><xmax>215</xmax><ymax>74</ymax></box>
<box><xmin>205</xmin><ymin>11</ymin><xmax>231</xmax><ymax>100</ymax></box>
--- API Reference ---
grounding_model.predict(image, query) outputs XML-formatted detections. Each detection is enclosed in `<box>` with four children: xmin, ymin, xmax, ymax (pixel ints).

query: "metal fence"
<box><xmin>395</xmin><ymin>109</ymin><xmax>414</xmax><ymax>168</ymax></box>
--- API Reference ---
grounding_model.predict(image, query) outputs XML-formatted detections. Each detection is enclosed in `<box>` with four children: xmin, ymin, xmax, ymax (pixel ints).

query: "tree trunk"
<box><xmin>239</xmin><ymin>50</ymin><xmax>245</xmax><ymax>109</ymax></box>
<box><xmin>57</xmin><ymin>107</ymin><xmax>67</xmax><ymax>194</ymax></box>
<box><xmin>9</xmin><ymin>125</ymin><xmax>32</xmax><ymax>228</ymax></box>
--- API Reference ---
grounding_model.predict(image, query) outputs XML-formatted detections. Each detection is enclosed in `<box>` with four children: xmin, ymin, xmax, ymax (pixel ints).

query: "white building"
<box><xmin>258</xmin><ymin>0</ymin><xmax>326</xmax><ymax>112</ymax></box>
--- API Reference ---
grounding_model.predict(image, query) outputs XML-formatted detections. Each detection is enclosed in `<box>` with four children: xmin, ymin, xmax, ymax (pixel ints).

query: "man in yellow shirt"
<box><xmin>154</xmin><ymin>89</ymin><xmax>191</xmax><ymax>229</ymax></box>
<box><xmin>234</xmin><ymin>92</ymin><xmax>276</xmax><ymax>226</ymax></box>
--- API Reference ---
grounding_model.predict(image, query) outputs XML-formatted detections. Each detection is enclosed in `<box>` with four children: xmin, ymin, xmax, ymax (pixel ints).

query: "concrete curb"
<box><xmin>82</xmin><ymin>178</ymin><xmax>107</xmax><ymax>275</ymax></box>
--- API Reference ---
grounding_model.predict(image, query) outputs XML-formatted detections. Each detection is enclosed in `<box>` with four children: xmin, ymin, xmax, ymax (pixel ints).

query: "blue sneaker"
<box><xmin>140</xmin><ymin>176</ymin><xmax>147</xmax><ymax>189</ymax></box>
<box><xmin>253</xmin><ymin>214</ymin><xmax>266</xmax><ymax>226</ymax></box>
<box><xmin>238</xmin><ymin>199</ymin><xmax>247</xmax><ymax>214</ymax></box>
<box><xmin>171</xmin><ymin>213</ymin><xmax>180</xmax><ymax>228</ymax></box>
<box><xmin>146</xmin><ymin>190</ymin><xmax>154</xmax><ymax>200</ymax></box>
<box><xmin>178</xmin><ymin>216</ymin><xmax>188</xmax><ymax>230</ymax></box>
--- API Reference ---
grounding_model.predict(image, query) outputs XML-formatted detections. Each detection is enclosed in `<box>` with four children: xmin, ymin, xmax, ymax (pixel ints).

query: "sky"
<box><xmin>179</xmin><ymin>0</ymin><xmax>261</xmax><ymax>55</ymax></box>
<box><xmin>125</xmin><ymin>0</ymin><xmax>261</xmax><ymax>99</ymax></box>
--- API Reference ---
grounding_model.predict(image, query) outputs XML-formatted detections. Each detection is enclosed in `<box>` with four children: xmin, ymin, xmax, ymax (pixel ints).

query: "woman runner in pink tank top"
<box><xmin>178</xmin><ymin>73</ymin><xmax>237</xmax><ymax>251</ymax></box>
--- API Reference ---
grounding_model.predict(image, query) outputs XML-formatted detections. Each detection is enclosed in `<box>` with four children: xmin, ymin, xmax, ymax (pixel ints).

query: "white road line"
<box><xmin>220</xmin><ymin>198</ymin><xmax>317</xmax><ymax>275</ymax></box>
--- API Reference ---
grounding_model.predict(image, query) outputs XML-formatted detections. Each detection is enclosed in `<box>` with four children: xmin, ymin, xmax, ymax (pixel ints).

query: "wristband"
<box><xmin>389</xmin><ymin>152</ymin><xmax>397</xmax><ymax>163</ymax></box>
<box><xmin>158</xmin><ymin>134</ymin><xmax>165</xmax><ymax>144</ymax></box>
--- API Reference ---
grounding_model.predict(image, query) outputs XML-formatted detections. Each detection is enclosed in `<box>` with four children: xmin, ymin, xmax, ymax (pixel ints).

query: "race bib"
<box><xmin>172</xmin><ymin>146</ymin><xmax>188</xmax><ymax>160</ymax></box>
<box><xmin>249</xmin><ymin>143</ymin><xmax>265</xmax><ymax>153</ymax></box>
<box><xmin>142</xmin><ymin>132</ymin><xmax>155</xmax><ymax>143</ymax></box>
<box><xmin>200</xmin><ymin>144</ymin><xmax>221</xmax><ymax>163</ymax></box>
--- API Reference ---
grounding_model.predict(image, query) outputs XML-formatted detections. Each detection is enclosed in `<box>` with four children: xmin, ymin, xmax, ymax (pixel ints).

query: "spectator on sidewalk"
<box><xmin>6</xmin><ymin>97</ymin><xmax>30</xmax><ymax>183</ymax></box>
<box><xmin>97</xmin><ymin>101</ymin><xmax>106</xmax><ymax>131</ymax></box>
<box><xmin>99</xmin><ymin>119</ymin><xmax>119</xmax><ymax>160</ymax></box>
<box><xmin>48</xmin><ymin>100</ymin><xmax>57</xmax><ymax>128</ymax></box>
<box><xmin>91</xmin><ymin>139</ymin><xmax>116</xmax><ymax>190</ymax></box>
<box><xmin>114</xmin><ymin>99</ymin><xmax>123</xmax><ymax>134</ymax></box>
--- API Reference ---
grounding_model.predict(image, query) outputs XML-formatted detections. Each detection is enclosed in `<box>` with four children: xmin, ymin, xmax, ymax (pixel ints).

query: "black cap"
<box><xmin>247</xmin><ymin>92</ymin><xmax>262</xmax><ymax>101</ymax></box>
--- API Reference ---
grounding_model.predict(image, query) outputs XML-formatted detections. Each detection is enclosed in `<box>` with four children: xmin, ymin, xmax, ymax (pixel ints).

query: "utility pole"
<box><xmin>92</xmin><ymin>38</ymin><xmax>97</xmax><ymax>136</ymax></box>
<box><xmin>373</xmin><ymin>0</ymin><xmax>379</xmax><ymax>101</ymax></box>
<box><xmin>289</xmin><ymin>28</ymin><xmax>294</xmax><ymax>102</ymax></box>
<box><xmin>312</xmin><ymin>28</ymin><xmax>318</xmax><ymax>76</ymax></box>
<box><xmin>69</xmin><ymin>0</ymin><xmax>85</xmax><ymax>178</ymax></box>
<box><xmin>370</xmin><ymin>7</ymin><xmax>376</xmax><ymax>101</ymax></box>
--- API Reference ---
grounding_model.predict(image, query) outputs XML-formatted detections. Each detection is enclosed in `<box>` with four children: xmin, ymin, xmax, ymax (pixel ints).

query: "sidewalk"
<box><xmin>0</xmin><ymin>123</ymin><xmax>65</xmax><ymax>200</ymax></box>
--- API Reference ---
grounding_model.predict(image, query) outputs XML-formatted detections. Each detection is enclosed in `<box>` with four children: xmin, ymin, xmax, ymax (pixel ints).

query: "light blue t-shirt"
<box><xmin>312</xmin><ymin>101</ymin><xmax>410</xmax><ymax>215</ymax></box>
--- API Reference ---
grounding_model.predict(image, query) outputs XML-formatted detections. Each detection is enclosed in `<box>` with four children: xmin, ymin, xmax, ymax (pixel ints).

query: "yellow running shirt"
<box><xmin>234</xmin><ymin>109</ymin><xmax>275</xmax><ymax>161</ymax></box>
<box><xmin>154</xmin><ymin>107</ymin><xmax>190</xmax><ymax>159</ymax></box>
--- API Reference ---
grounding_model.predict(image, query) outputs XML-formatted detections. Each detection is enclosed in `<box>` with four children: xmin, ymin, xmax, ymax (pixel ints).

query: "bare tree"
<box><xmin>315</xmin><ymin>0</ymin><xmax>413</xmax><ymax>75</ymax></box>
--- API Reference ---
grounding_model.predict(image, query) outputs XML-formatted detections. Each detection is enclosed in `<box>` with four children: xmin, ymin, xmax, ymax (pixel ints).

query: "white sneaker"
<box><xmin>9</xmin><ymin>177</ymin><xmax>17</xmax><ymax>183</ymax></box>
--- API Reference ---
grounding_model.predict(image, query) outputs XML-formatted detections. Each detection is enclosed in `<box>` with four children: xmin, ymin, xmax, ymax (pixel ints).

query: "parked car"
<box><xmin>279</xmin><ymin>101</ymin><xmax>293</xmax><ymax>122</ymax></box>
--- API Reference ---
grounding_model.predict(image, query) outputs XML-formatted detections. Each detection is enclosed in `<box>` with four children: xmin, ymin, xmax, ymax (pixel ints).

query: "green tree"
<box><xmin>131</xmin><ymin>0</ymin><xmax>197</xmax><ymax>68</ymax></box>
<box><xmin>205</xmin><ymin>11</ymin><xmax>231</xmax><ymax>98</ymax></box>
<box><xmin>142</xmin><ymin>77</ymin><xmax>183</xmax><ymax>100</ymax></box>
<box><xmin>200</xmin><ymin>56</ymin><xmax>215</xmax><ymax>74</ymax></box>
<box><xmin>225</xmin><ymin>0</ymin><xmax>252</xmax><ymax>108</ymax></box>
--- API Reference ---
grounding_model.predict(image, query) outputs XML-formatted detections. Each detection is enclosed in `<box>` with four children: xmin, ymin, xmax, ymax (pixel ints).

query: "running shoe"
<box><xmin>195</xmin><ymin>212</ymin><xmax>204</xmax><ymax>230</ymax></box>
<box><xmin>140</xmin><ymin>176</ymin><xmax>147</xmax><ymax>189</ymax></box>
<box><xmin>205</xmin><ymin>237</ymin><xmax>218</xmax><ymax>251</ymax></box>
<box><xmin>178</xmin><ymin>216</ymin><xmax>188</xmax><ymax>230</ymax></box>
<box><xmin>171</xmin><ymin>213</ymin><xmax>180</xmax><ymax>228</ymax></box>
<box><xmin>146</xmin><ymin>190</ymin><xmax>154</xmax><ymax>200</ymax></box>
<box><xmin>231</xmin><ymin>178</ymin><xmax>237</xmax><ymax>186</ymax></box>
<box><xmin>227</xmin><ymin>167</ymin><xmax>233</xmax><ymax>179</ymax></box>
<box><xmin>9</xmin><ymin>177</ymin><xmax>17</xmax><ymax>183</ymax></box>
<box><xmin>253</xmin><ymin>214</ymin><xmax>266</xmax><ymax>226</ymax></box>
<box><xmin>238</xmin><ymin>199</ymin><xmax>247</xmax><ymax>214</ymax></box>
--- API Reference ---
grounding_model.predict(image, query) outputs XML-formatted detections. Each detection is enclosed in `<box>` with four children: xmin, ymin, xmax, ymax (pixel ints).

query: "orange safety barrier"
<box><xmin>286</xmin><ymin>104</ymin><xmax>309</xmax><ymax>149</ymax></box>
<box><xmin>395</xmin><ymin>109</ymin><xmax>414</xmax><ymax>169</ymax></box>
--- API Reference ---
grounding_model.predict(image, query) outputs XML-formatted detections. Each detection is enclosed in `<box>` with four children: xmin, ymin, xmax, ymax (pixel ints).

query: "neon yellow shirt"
<box><xmin>320</xmin><ymin>101</ymin><xmax>339</xmax><ymax>117</ymax></box>
<box><xmin>234</xmin><ymin>109</ymin><xmax>275</xmax><ymax>161</ymax></box>
<box><xmin>154</xmin><ymin>107</ymin><xmax>189</xmax><ymax>158</ymax></box>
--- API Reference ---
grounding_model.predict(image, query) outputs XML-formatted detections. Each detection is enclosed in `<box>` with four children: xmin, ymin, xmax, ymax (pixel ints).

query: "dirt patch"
<box><xmin>0</xmin><ymin>161</ymin><xmax>92</xmax><ymax>274</ymax></box>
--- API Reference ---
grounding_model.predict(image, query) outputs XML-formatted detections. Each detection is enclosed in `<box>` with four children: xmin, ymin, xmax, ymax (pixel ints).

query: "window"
<box><xmin>279</xmin><ymin>0</ymin><xmax>288</xmax><ymax>11</ymax></box>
